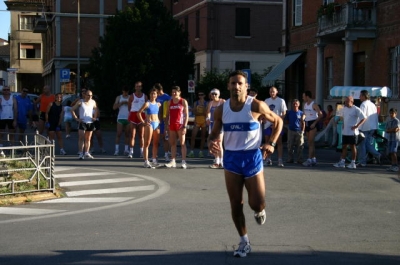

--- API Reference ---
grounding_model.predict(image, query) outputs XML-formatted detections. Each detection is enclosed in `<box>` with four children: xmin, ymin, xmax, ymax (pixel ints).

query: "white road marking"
<box><xmin>54</xmin><ymin>172</ymin><xmax>112</xmax><ymax>178</ymax></box>
<box><xmin>66</xmin><ymin>185</ymin><xmax>155</xmax><ymax>197</ymax></box>
<box><xmin>58</xmin><ymin>177</ymin><xmax>142</xmax><ymax>187</ymax></box>
<box><xmin>55</xmin><ymin>166</ymin><xmax>72</xmax><ymax>172</ymax></box>
<box><xmin>37</xmin><ymin>197</ymin><xmax>134</xmax><ymax>203</ymax></box>
<box><xmin>0</xmin><ymin>208</ymin><xmax>66</xmax><ymax>216</ymax></box>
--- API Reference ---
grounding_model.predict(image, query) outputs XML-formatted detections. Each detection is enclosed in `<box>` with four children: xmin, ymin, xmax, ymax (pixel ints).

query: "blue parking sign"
<box><xmin>242</xmin><ymin>69</ymin><xmax>251</xmax><ymax>85</ymax></box>
<box><xmin>60</xmin><ymin>69</ymin><xmax>70</xmax><ymax>82</ymax></box>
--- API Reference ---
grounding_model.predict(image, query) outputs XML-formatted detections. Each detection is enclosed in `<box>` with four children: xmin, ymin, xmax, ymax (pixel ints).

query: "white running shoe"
<box><xmin>165</xmin><ymin>161</ymin><xmax>176</xmax><ymax>168</ymax></box>
<box><xmin>85</xmin><ymin>153</ymin><xmax>94</xmax><ymax>159</ymax></box>
<box><xmin>254</xmin><ymin>209</ymin><xmax>266</xmax><ymax>225</ymax></box>
<box><xmin>0</xmin><ymin>151</ymin><xmax>6</xmax><ymax>158</ymax></box>
<box><xmin>78</xmin><ymin>153</ymin><xmax>84</xmax><ymax>160</ymax></box>
<box><xmin>346</xmin><ymin>162</ymin><xmax>356</xmax><ymax>169</ymax></box>
<box><xmin>233</xmin><ymin>241</ymin><xmax>251</xmax><ymax>258</ymax></box>
<box><xmin>128</xmin><ymin>152</ymin><xmax>133</xmax><ymax>158</ymax></box>
<box><xmin>114</xmin><ymin>151</ymin><xmax>119</xmax><ymax>156</ymax></box>
<box><xmin>144</xmin><ymin>161</ymin><xmax>155</xmax><ymax>169</ymax></box>
<box><xmin>277</xmin><ymin>159</ymin><xmax>284</xmax><ymax>167</ymax></box>
<box><xmin>181</xmin><ymin>161</ymin><xmax>187</xmax><ymax>169</ymax></box>
<box><xmin>60</xmin><ymin>149</ymin><xmax>66</xmax><ymax>155</ymax></box>
<box><xmin>333</xmin><ymin>160</ymin><xmax>345</xmax><ymax>168</ymax></box>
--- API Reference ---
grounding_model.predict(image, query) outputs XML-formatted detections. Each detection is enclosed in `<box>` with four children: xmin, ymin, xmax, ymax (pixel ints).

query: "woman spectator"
<box><xmin>46</xmin><ymin>93</ymin><xmax>66</xmax><ymax>155</ymax></box>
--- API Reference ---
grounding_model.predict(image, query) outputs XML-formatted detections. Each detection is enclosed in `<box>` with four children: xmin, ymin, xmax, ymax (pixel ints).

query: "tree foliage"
<box><xmin>88</xmin><ymin>0</ymin><xmax>195</xmax><ymax>111</ymax></box>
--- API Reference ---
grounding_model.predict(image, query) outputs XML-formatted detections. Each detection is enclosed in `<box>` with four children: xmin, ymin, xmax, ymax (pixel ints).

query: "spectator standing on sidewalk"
<box><xmin>385</xmin><ymin>108</ymin><xmax>400</xmax><ymax>172</ymax></box>
<box><xmin>357</xmin><ymin>90</ymin><xmax>382</xmax><ymax>166</ymax></box>
<box><xmin>208</xmin><ymin>70</ymin><xmax>283</xmax><ymax>258</ymax></box>
<box><xmin>302</xmin><ymin>90</ymin><xmax>323</xmax><ymax>167</ymax></box>
<box><xmin>284</xmin><ymin>99</ymin><xmax>305</xmax><ymax>164</ymax></box>
<box><xmin>15</xmin><ymin>88</ymin><xmax>32</xmax><ymax>143</ymax></box>
<box><xmin>46</xmin><ymin>93</ymin><xmax>66</xmax><ymax>155</ymax></box>
<box><xmin>263</xmin><ymin>86</ymin><xmax>287</xmax><ymax>167</ymax></box>
<box><xmin>63</xmin><ymin>100</ymin><xmax>73</xmax><ymax>138</ymax></box>
<box><xmin>137</xmin><ymin>88</ymin><xmax>161</xmax><ymax>168</ymax></box>
<box><xmin>113</xmin><ymin>86</ymin><xmax>130</xmax><ymax>156</ymax></box>
<box><xmin>155</xmin><ymin>83</ymin><xmax>171</xmax><ymax>162</ymax></box>
<box><xmin>333</xmin><ymin>96</ymin><xmax>366</xmax><ymax>169</ymax></box>
<box><xmin>165</xmin><ymin>86</ymin><xmax>189</xmax><ymax>169</ymax></box>
<box><xmin>35</xmin><ymin>85</ymin><xmax>55</xmax><ymax>135</ymax></box>
<box><xmin>188</xmin><ymin>91</ymin><xmax>208</xmax><ymax>158</ymax></box>
<box><xmin>206</xmin><ymin>88</ymin><xmax>225</xmax><ymax>169</ymax></box>
<box><xmin>0</xmin><ymin>86</ymin><xmax>18</xmax><ymax>157</ymax></box>
<box><xmin>127</xmin><ymin>81</ymin><xmax>147</xmax><ymax>158</ymax></box>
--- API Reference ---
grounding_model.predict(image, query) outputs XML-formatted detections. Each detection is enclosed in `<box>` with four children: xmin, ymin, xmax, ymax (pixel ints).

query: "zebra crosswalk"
<box><xmin>0</xmin><ymin>166</ymin><xmax>169</xmax><ymax>220</ymax></box>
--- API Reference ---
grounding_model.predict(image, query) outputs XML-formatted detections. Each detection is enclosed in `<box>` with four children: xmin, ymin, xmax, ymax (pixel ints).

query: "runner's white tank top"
<box><xmin>117</xmin><ymin>94</ymin><xmax>129</xmax><ymax>120</ymax></box>
<box><xmin>0</xmin><ymin>96</ymin><xmax>14</xmax><ymax>119</ymax></box>
<box><xmin>130</xmin><ymin>94</ymin><xmax>145</xmax><ymax>112</ymax></box>
<box><xmin>222</xmin><ymin>96</ymin><xmax>261</xmax><ymax>151</ymax></box>
<box><xmin>304</xmin><ymin>101</ymin><xmax>318</xmax><ymax>121</ymax></box>
<box><xmin>79</xmin><ymin>100</ymin><xmax>95</xmax><ymax>123</ymax></box>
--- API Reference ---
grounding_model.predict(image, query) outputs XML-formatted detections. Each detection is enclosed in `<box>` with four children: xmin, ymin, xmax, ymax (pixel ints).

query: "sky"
<box><xmin>0</xmin><ymin>1</ymin><xmax>10</xmax><ymax>41</ymax></box>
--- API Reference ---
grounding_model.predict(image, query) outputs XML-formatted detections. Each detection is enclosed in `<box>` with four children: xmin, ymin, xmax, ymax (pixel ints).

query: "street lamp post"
<box><xmin>77</xmin><ymin>0</ymin><xmax>81</xmax><ymax>95</ymax></box>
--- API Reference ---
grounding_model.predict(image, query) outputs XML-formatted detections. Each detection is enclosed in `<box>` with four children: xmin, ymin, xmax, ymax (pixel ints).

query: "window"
<box><xmin>20</xmin><ymin>15</ymin><xmax>35</xmax><ymax>30</ymax></box>
<box><xmin>390</xmin><ymin>46</ymin><xmax>400</xmax><ymax>98</ymax></box>
<box><xmin>194</xmin><ymin>63</ymin><xmax>200</xmax><ymax>82</ymax></box>
<box><xmin>235</xmin><ymin>8</ymin><xmax>250</xmax><ymax>37</ymax></box>
<box><xmin>20</xmin><ymin>43</ymin><xmax>41</xmax><ymax>59</ymax></box>
<box><xmin>235</xmin><ymin>61</ymin><xmax>250</xmax><ymax>70</ymax></box>
<box><xmin>195</xmin><ymin>11</ymin><xmax>200</xmax><ymax>39</ymax></box>
<box><xmin>294</xmin><ymin>0</ymin><xmax>303</xmax><ymax>26</ymax></box>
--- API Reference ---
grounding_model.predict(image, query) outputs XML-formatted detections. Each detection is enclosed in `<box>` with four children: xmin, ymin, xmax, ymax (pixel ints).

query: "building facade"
<box><xmin>281</xmin><ymin>0</ymin><xmax>400</xmax><ymax>116</ymax></box>
<box><xmin>5</xmin><ymin>0</ymin><xmax>134</xmax><ymax>94</ymax></box>
<box><xmin>164</xmin><ymin>0</ymin><xmax>284</xmax><ymax>84</ymax></box>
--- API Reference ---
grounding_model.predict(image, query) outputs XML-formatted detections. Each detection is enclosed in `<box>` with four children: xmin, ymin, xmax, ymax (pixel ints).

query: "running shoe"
<box><xmin>188</xmin><ymin>151</ymin><xmax>194</xmax><ymax>158</ymax></box>
<box><xmin>346</xmin><ymin>162</ymin><xmax>356</xmax><ymax>169</ymax></box>
<box><xmin>387</xmin><ymin>166</ymin><xmax>399</xmax><ymax>172</ymax></box>
<box><xmin>209</xmin><ymin>163</ymin><xmax>223</xmax><ymax>169</ymax></box>
<box><xmin>303</xmin><ymin>159</ymin><xmax>312</xmax><ymax>167</ymax></box>
<box><xmin>60</xmin><ymin>149</ymin><xmax>66</xmax><ymax>155</ymax></box>
<box><xmin>152</xmin><ymin>159</ymin><xmax>159</xmax><ymax>167</ymax></box>
<box><xmin>0</xmin><ymin>151</ymin><xmax>5</xmax><ymax>158</ymax></box>
<box><xmin>114</xmin><ymin>151</ymin><xmax>119</xmax><ymax>156</ymax></box>
<box><xmin>278</xmin><ymin>159</ymin><xmax>284</xmax><ymax>167</ymax></box>
<box><xmin>144</xmin><ymin>161</ymin><xmax>155</xmax><ymax>169</ymax></box>
<box><xmin>311</xmin><ymin>159</ymin><xmax>317</xmax><ymax>167</ymax></box>
<box><xmin>78</xmin><ymin>153</ymin><xmax>84</xmax><ymax>160</ymax></box>
<box><xmin>254</xmin><ymin>209</ymin><xmax>266</xmax><ymax>225</ymax></box>
<box><xmin>181</xmin><ymin>161</ymin><xmax>187</xmax><ymax>169</ymax></box>
<box><xmin>165</xmin><ymin>161</ymin><xmax>176</xmax><ymax>168</ymax></box>
<box><xmin>85</xmin><ymin>153</ymin><xmax>94</xmax><ymax>159</ymax></box>
<box><xmin>233</xmin><ymin>241</ymin><xmax>251</xmax><ymax>258</ymax></box>
<box><xmin>198</xmin><ymin>151</ymin><xmax>204</xmax><ymax>158</ymax></box>
<box><xmin>128</xmin><ymin>152</ymin><xmax>133</xmax><ymax>158</ymax></box>
<box><xmin>333</xmin><ymin>160</ymin><xmax>345</xmax><ymax>168</ymax></box>
<box><xmin>164</xmin><ymin>155</ymin><xmax>170</xmax><ymax>162</ymax></box>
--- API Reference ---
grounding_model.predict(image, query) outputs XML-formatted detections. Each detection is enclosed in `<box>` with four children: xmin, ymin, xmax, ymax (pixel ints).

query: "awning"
<box><xmin>329</xmin><ymin>86</ymin><xmax>392</xmax><ymax>99</ymax></box>
<box><xmin>262</xmin><ymin>52</ymin><xmax>303</xmax><ymax>86</ymax></box>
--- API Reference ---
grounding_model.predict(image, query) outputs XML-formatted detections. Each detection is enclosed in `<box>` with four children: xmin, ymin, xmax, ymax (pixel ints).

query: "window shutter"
<box><xmin>294</xmin><ymin>0</ymin><xmax>303</xmax><ymax>26</ymax></box>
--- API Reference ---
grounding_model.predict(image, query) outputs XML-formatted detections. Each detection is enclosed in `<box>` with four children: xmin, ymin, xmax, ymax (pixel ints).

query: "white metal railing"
<box><xmin>0</xmin><ymin>133</ymin><xmax>55</xmax><ymax>196</ymax></box>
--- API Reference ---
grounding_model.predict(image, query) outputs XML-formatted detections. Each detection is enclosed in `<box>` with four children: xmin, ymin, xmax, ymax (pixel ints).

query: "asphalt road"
<box><xmin>0</xmin><ymin>130</ymin><xmax>399</xmax><ymax>264</ymax></box>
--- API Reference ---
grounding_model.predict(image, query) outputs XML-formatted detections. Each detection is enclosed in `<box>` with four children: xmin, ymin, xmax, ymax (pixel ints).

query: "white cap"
<box><xmin>210</xmin><ymin>88</ymin><xmax>220</xmax><ymax>95</ymax></box>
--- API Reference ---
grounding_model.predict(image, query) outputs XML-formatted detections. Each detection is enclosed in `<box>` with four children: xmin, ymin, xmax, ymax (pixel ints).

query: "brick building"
<box><xmin>277</xmin><ymin>0</ymin><xmax>400</xmax><ymax>115</ymax></box>
<box><xmin>5</xmin><ymin>0</ymin><xmax>134</xmax><ymax>93</ymax></box>
<box><xmin>164</xmin><ymin>0</ymin><xmax>284</xmax><ymax>83</ymax></box>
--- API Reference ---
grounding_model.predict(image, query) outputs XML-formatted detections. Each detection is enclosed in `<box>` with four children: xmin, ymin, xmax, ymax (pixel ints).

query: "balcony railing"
<box><xmin>317</xmin><ymin>1</ymin><xmax>377</xmax><ymax>37</ymax></box>
<box><xmin>5</xmin><ymin>0</ymin><xmax>47</xmax><ymax>12</ymax></box>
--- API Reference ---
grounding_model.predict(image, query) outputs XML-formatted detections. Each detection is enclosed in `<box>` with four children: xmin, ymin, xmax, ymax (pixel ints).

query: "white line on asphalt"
<box><xmin>37</xmin><ymin>197</ymin><xmax>135</xmax><ymax>203</ymax></box>
<box><xmin>54</xmin><ymin>172</ymin><xmax>113</xmax><ymax>178</ymax></box>
<box><xmin>55</xmin><ymin>167</ymin><xmax>72</xmax><ymax>172</ymax></box>
<box><xmin>58</xmin><ymin>177</ymin><xmax>142</xmax><ymax>187</ymax></box>
<box><xmin>0</xmin><ymin>208</ymin><xmax>66</xmax><ymax>216</ymax></box>
<box><xmin>65</xmin><ymin>185</ymin><xmax>155</xmax><ymax>197</ymax></box>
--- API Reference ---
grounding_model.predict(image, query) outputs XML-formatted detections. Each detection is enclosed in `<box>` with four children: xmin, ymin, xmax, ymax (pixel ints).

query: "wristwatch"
<box><xmin>269</xmin><ymin>142</ymin><xmax>276</xmax><ymax>147</ymax></box>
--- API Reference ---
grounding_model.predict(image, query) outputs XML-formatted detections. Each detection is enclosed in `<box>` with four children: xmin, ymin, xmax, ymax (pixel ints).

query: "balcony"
<box><xmin>32</xmin><ymin>16</ymin><xmax>49</xmax><ymax>33</ymax></box>
<box><xmin>5</xmin><ymin>0</ymin><xmax>46</xmax><ymax>12</ymax></box>
<box><xmin>317</xmin><ymin>1</ymin><xmax>377</xmax><ymax>41</ymax></box>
